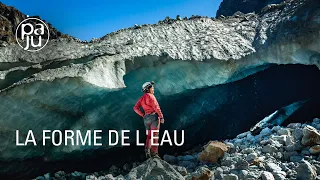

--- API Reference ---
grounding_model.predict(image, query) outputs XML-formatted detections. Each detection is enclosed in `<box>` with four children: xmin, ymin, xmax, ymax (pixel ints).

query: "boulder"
<box><xmin>277</xmin><ymin>128</ymin><xmax>291</xmax><ymax>136</ymax></box>
<box><xmin>238</xmin><ymin>170</ymin><xmax>248</xmax><ymax>179</ymax></box>
<box><xmin>261</xmin><ymin>171</ymin><xmax>275</xmax><ymax>180</ymax></box>
<box><xmin>104</xmin><ymin>174</ymin><xmax>115</xmax><ymax>180</ymax></box>
<box><xmin>246</xmin><ymin>171</ymin><xmax>261</xmax><ymax>179</ymax></box>
<box><xmin>199</xmin><ymin>141</ymin><xmax>229</xmax><ymax>163</ymax></box>
<box><xmin>285</xmin><ymin>136</ymin><xmax>294</xmax><ymax>146</ymax></box>
<box><xmin>310</xmin><ymin>145</ymin><xmax>320</xmax><ymax>155</ymax></box>
<box><xmin>260</xmin><ymin>127</ymin><xmax>272</xmax><ymax>136</ymax></box>
<box><xmin>178</xmin><ymin>160</ymin><xmax>193</xmax><ymax>168</ymax></box>
<box><xmin>293</xmin><ymin>128</ymin><xmax>304</xmax><ymax>141</ymax></box>
<box><xmin>262</xmin><ymin>145</ymin><xmax>278</xmax><ymax>153</ymax></box>
<box><xmin>290</xmin><ymin>155</ymin><xmax>304</xmax><ymax>162</ymax></box>
<box><xmin>296</xmin><ymin>161</ymin><xmax>317</xmax><ymax>180</ymax></box>
<box><xmin>223</xmin><ymin>173</ymin><xmax>239</xmax><ymax>180</ymax></box>
<box><xmin>185</xmin><ymin>166</ymin><xmax>213</xmax><ymax>180</ymax></box>
<box><xmin>183</xmin><ymin>155</ymin><xmax>195</xmax><ymax>161</ymax></box>
<box><xmin>226</xmin><ymin>142</ymin><xmax>237</xmax><ymax>154</ymax></box>
<box><xmin>312</xmin><ymin>118</ymin><xmax>320</xmax><ymax>127</ymax></box>
<box><xmin>273</xmin><ymin>173</ymin><xmax>285</xmax><ymax>180</ymax></box>
<box><xmin>163</xmin><ymin>154</ymin><xmax>177</xmax><ymax>164</ymax></box>
<box><xmin>172</xmin><ymin>165</ymin><xmax>188</xmax><ymax>176</ymax></box>
<box><xmin>287</xmin><ymin>123</ymin><xmax>302</xmax><ymax>129</ymax></box>
<box><xmin>241</xmin><ymin>148</ymin><xmax>255</xmax><ymax>154</ymax></box>
<box><xmin>265</xmin><ymin>163</ymin><xmax>281</xmax><ymax>172</ymax></box>
<box><xmin>301</xmin><ymin>126</ymin><xmax>320</xmax><ymax>146</ymax></box>
<box><xmin>285</xmin><ymin>143</ymin><xmax>303</xmax><ymax>152</ymax></box>
<box><xmin>221</xmin><ymin>157</ymin><xmax>237</xmax><ymax>166</ymax></box>
<box><xmin>235</xmin><ymin>159</ymin><xmax>249</xmax><ymax>170</ymax></box>
<box><xmin>246</xmin><ymin>153</ymin><xmax>258</xmax><ymax>162</ymax></box>
<box><xmin>125</xmin><ymin>158</ymin><xmax>184</xmax><ymax>180</ymax></box>
<box><xmin>271</xmin><ymin>135</ymin><xmax>286</xmax><ymax>145</ymax></box>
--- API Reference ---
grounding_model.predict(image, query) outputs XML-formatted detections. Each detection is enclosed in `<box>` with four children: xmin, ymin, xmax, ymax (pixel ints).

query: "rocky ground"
<box><xmin>34</xmin><ymin>117</ymin><xmax>320</xmax><ymax>180</ymax></box>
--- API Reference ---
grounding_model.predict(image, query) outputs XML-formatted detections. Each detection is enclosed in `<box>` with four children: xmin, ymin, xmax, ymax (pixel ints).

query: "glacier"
<box><xmin>0</xmin><ymin>0</ymin><xmax>319</xmax><ymax>178</ymax></box>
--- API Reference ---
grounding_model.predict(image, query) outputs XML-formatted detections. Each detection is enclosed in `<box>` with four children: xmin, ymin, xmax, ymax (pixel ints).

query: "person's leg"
<box><xmin>145</xmin><ymin>127</ymin><xmax>152</xmax><ymax>150</ymax></box>
<box><xmin>143</xmin><ymin>115</ymin><xmax>152</xmax><ymax>158</ymax></box>
<box><xmin>150</xmin><ymin>114</ymin><xmax>160</xmax><ymax>156</ymax></box>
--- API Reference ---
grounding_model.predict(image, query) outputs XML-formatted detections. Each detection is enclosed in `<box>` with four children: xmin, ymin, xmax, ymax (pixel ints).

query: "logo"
<box><xmin>15</xmin><ymin>17</ymin><xmax>50</xmax><ymax>52</ymax></box>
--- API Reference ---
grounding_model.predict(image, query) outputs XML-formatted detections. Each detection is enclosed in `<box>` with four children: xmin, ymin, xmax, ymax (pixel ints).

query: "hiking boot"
<box><xmin>145</xmin><ymin>148</ymin><xmax>151</xmax><ymax>158</ymax></box>
<box><xmin>150</xmin><ymin>152</ymin><xmax>160</xmax><ymax>159</ymax></box>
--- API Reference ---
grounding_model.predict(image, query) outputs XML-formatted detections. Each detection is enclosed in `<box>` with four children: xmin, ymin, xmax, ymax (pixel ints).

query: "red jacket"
<box><xmin>133</xmin><ymin>93</ymin><xmax>164</xmax><ymax>118</ymax></box>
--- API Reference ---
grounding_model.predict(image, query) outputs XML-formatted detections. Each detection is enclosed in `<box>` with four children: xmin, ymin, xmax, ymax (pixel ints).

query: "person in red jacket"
<box><xmin>133</xmin><ymin>81</ymin><xmax>164</xmax><ymax>158</ymax></box>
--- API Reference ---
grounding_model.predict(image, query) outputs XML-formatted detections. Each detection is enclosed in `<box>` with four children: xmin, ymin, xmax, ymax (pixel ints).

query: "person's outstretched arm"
<box><xmin>133</xmin><ymin>98</ymin><xmax>144</xmax><ymax>117</ymax></box>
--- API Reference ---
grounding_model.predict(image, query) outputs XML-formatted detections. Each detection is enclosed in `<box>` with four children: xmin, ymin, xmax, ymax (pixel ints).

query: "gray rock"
<box><xmin>310</xmin><ymin>145</ymin><xmax>320</xmax><ymax>155</ymax></box>
<box><xmin>272</xmin><ymin>171</ymin><xmax>286</xmax><ymax>177</ymax></box>
<box><xmin>290</xmin><ymin>155</ymin><xmax>304</xmax><ymax>162</ymax></box>
<box><xmin>246</xmin><ymin>171</ymin><xmax>261</xmax><ymax>179</ymax></box>
<box><xmin>265</xmin><ymin>163</ymin><xmax>282</xmax><ymax>172</ymax></box>
<box><xmin>71</xmin><ymin>171</ymin><xmax>84</xmax><ymax>178</ymax></box>
<box><xmin>223</xmin><ymin>174</ymin><xmax>238</xmax><ymax>180</ymax></box>
<box><xmin>221</xmin><ymin>166</ymin><xmax>231</xmax><ymax>173</ymax></box>
<box><xmin>44</xmin><ymin>173</ymin><xmax>50</xmax><ymax>180</ymax></box>
<box><xmin>313</xmin><ymin>164</ymin><xmax>320</xmax><ymax>175</ymax></box>
<box><xmin>122</xmin><ymin>163</ymin><xmax>131</xmax><ymax>171</ymax></box>
<box><xmin>302</xmin><ymin>149</ymin><xmax>311</xmax><ymax>156</ymax></box>
<box><xmin>185</xmin><ymin>166</ymin><xmax>213</xmax><ymax>180</ymax></box>
<box><xmin>163</xmin><ymin>154</ymin><xmax>177</xmax><ymax>164</ymax></box>
<box><xmin>242</xmin><ymin>148</ymin><xmax>255</xmax><ymax>154</ymax></box>
<box><xmin>187</xmin><ymin>163</ymin><xmax>197</xmax><ymax>169</ymax></box>
<box><xmin>246</xmin><ymin>153</ymin><xmax>258</xmax><ymax>162</ymax></box>
<box><xmin>221</xmin><ymin>157</ymin><xmax>236</xmax><ymax>166</ymax></box>
<box><xmin>260</xmin><ymin>127</ymin><xmax>272</xmax><ymax>136</ymax></box>
<box><xmin>226</xmin><ymin>142</ymin><xmax>236</xmax><ymax>154</ymax></box>
<box><xmin>115</xmin><ymin>174</ymin><xmax>124</xmax><ymax>179</ymax></box>
<box><xmin>104</xmin><ymin>174</ymin><xmax>115</xmax><ymax>180</ymax></box>
<box><xmin>262</xmin><ymin>145</ymin><xmax>278</xmax><ymax>153</ymax></box>
<box><xmin>296</xmin><ymin>161</ymin><xmax>317</xmax><ymax>180</ymax></box>
<box><xmin>271</xmin><ymin>135</ymin><xmax>286</xmax><ymax>145</ymax></box>
<box><xmin>235</xmin><ymin>159</ymin><xmax>249</xmax><ymax>170</ymax></box>
<box><xmin>285</xmin><ymin>136</ymin><xmax>295</xmax><ymax>146</ymax></box>
<box><xmin>277</xmin><ymin>128</ymin><xmax>291</xmax><ymax>136</ymax></box>
<box><xmin>178</xmin><ymin>160</ymin><xmax>192</xmax><ymax>167</ymax></box>
<box><xmin>285</xmin><ymin>143</ymin><xmax>303</xmax><ymax>152</ymax></box>
<box><xmin>293</xmin><ymin>128</ymin><xmax>304</xmax><ymax>141</ymax></box>
<box><xmin>312</xmin><ymin>118</ymin><xmax>320</xmax><ymax>127</ymax></box>
<box><xmin>237</xmin><ymin>132</ymin><xmax>249</xmax><ymax>139</ymax></box>
<box><xmin>125</xmin><ymin>158</ymin><xmax>184</xmax><ymax>179</ymax></box>
<box><xmin>302</xmin><ymin>126</ymin><xmax>320</xmax><ymax>146</ymax></box>
<box><xmin>177</xmin><ymin>156</ymin><xmax>184</xmax><ymax>161</ymax></box>
<box><xmin>287</xmin><ymin>123</ymin><xmax>302</xmax><ymax>129</ymax></box>
<box><xmin>215</xmin><ymin>171</ymin><xmax>224</xmax><ymax>180</ymax></box>
<box><xmin>273</xmin><ymin>173</ymin><xmax>285</xmax><ymax>180</ymax></box>
<box><xmin>86</xmin><ymin>175</ymin><xmax>97</xmax><ymax>180</ymax></box>
<box><xmin>183</xmin><ymin>155</ymin><xmax>195</xmax><ymax>161</ymax></box>
<box><xmin>172</xmin><ymin>165</ymin><xmax>188</xmax><ymax>176</ymax></box>
<box><xmin>261</xmin><ymin>171</ymin><xmax>275</xmax><ymax>180</ymax></box>
<box><xmin>54</xmin><ymin>171</ymin><xmax>66</xmax><ymax>179</ymax></box>
<box><xmin>272</xmin><ymin>126</ymin><xmax>282</xmax><ymax>132</ymax></box>
<box><xmin>238</xmin><ymin>170</ymin><xmax>248</xmax><ymax>179</ymax></box>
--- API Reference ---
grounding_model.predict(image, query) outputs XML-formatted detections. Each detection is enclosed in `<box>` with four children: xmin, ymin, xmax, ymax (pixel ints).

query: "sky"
<box><xmin>2</xmin><ymin>0</ymin><xmax>222</xmax><ymax>41</ymax></box>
